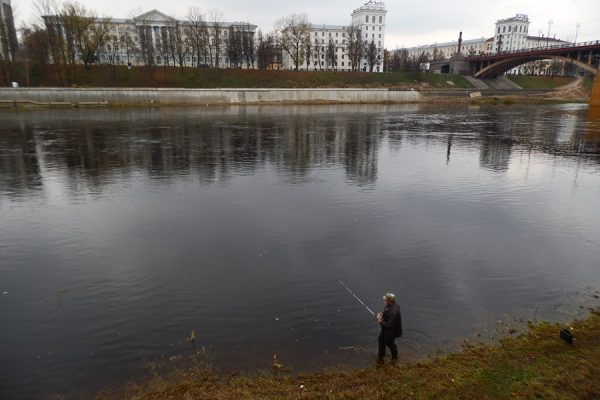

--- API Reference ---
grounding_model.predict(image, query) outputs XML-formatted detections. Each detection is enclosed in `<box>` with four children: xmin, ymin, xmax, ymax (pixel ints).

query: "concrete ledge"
<box><xmin>0</xmin><ymin>88</ymin><xmax>422</xmax><ymax>107</ymax></box>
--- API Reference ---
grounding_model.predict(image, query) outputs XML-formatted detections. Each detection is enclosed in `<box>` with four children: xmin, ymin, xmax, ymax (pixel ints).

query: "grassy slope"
<box><xmin>506</xmin><ymin>75</ymin><xmax>577</xmax><ymax>90</ymax></box>
<box><xmin>100</xmin><ymin>310</ymin><xmax>600</xmax><ymax>399</ymax></box>
<box><xmin>27</xmin><ymin>65</ymin><xmax>473</xmax><ymax>89</ymax></box>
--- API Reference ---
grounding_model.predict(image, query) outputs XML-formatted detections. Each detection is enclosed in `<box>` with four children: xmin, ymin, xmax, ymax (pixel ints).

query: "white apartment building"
<box><xmin>0</xmin><ymin>0</ymin><xmax>18</xmax><ymax>62</ymax></box>
<box><xmin>43</xmin><ymin>9</ymin><xmax>257</xmax><ymax>68</ymax></box>
<box><xmin>291</xmin><ymin>1</ymin><xmax>387</xmax><ymax>72</ymax></box>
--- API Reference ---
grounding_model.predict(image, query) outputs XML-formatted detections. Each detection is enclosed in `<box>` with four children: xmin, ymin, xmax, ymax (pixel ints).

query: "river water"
<box><xmin>1</xmin><ymin>104</ymin><xmax>600</xmax><ymax>399</ymax></box>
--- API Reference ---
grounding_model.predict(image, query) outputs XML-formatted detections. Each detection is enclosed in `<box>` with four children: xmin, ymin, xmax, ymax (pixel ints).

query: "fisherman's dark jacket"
<box><xmin>381</xmin><ymin>302</ymin><xmax>403</xmax><ymax>338</ymax></box>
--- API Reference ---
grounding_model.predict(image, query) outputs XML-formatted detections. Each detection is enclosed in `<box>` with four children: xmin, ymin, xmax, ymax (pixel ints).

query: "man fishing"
<box><xmin>377</xmin><ymin>292</ymin><xmax>402</xmax><ymax>362</ymax></box>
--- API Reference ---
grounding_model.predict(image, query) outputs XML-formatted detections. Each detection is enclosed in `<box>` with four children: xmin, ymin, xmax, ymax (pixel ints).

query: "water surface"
<box><xmin>1</xmin><ymin>104</ymin><xmax>600</xmax><ymax>399</ymax></box>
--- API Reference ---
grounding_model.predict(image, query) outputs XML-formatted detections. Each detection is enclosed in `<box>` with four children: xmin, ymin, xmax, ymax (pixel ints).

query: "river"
<box><xmin>1</xmin><ymin>104</ymin><xmax>600</xmax><ymax>399</ymax></box>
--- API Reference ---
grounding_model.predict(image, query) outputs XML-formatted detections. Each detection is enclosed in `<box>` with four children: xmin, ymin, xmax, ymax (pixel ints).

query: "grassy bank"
<box><xmin>506</xmin><ymin>75</ymin><xmax>577</xmax><ymax>90</ymax></box>
<box><xmin>98</xmin><ymin>309</ymin><xmax>600</xmax><ymax>399</ymax></box>
<box><xmin>21</xmin><ymin>65</ymin><xmax>472</xmax><ymax>89</ymax></box>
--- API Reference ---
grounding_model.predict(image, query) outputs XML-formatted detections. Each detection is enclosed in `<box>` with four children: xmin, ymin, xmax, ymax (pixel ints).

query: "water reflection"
<box><xmin>1</xmin><ymin>104</ymin><xmax>600</xmax><ymax>400</ymax></box>
<box><xmin>1</xmin><ymin>105</ymin><xmax>600</xmax><ymax>202</ymax></box>
<box><xmin>1</xmin><ymin>106</ymin><xmax>396</xmax><ymax>200</ymax></box>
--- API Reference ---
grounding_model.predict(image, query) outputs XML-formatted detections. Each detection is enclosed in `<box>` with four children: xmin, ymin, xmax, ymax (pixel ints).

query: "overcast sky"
<box><xmin>10</xmin><ymin>0</ymin><xmax>600</xmax><ymax>48</ymax></box>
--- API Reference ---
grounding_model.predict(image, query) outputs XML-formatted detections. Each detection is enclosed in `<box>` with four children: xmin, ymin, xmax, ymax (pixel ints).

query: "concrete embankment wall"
<box><xmin>0</xmin><ymin>88</ymin><xmax>422</xmax><ymax>107</ymax></box>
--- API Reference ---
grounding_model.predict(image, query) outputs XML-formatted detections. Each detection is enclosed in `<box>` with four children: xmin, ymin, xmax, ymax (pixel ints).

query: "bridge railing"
<box><xmin>467</xmin><ymin>40</ymin><xmax>600</xmax><ymax>59</ymax></box>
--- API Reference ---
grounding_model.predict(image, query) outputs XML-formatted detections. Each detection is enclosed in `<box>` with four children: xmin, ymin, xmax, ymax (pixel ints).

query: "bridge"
<box><xmin>466</xmin><ymin>41</ymin><xmax>600</xmax><ymax>78</ymax></box>
<box><xmin>429</xmin><ymin>41</ymin><xmax>600</xmax><ymax>106</ymax></box>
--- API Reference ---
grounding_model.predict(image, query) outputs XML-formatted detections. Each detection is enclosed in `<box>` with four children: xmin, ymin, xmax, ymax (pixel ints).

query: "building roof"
<box><xmin>407</xmin><ymin>37</ymin><xmax>488</xmax><ymax>50</ymax></box>
<box><xmin>496</xmin><ymin>14</ymin><xmax>529</xmax><ymax>24</ymax></box>
<box><xmin>310</xmin><ymin>24</ymin><xmax>347</xmax><ymax>31</ymax></box>
<box><xmin>352</xmin><ymin>1</ymin><xmax>387</xmax><ymax>14</ymax></box>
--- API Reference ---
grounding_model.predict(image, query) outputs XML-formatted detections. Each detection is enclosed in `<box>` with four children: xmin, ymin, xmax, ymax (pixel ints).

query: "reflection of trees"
<box><xmin>3</xmin><ymin>105</ymin><xmax>599</xmax><ymax>201</ymax></box>
<box><xmin>479</xmin><ymin>137</ymin><xmax>512</xmax><ymax>171</ymax></box>
<box><xmin>0</xmin><ymin>107</ymin><xmax>383</xmax><ymax>199</ymax></box>
<box><xmin>0</xmin><ymin>128</ymin><xmax>42</xmax><ymax>197</ymax></box>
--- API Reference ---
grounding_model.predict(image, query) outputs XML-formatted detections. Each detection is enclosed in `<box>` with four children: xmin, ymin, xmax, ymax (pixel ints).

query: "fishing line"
<box><xmin>338</xmin><ymin>279</ymin><xmax>376</xmax><ymax>316</ymax></box>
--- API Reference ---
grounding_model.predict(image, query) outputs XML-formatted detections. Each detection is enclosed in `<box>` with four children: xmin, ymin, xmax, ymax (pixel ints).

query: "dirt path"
<box><xmin>544</xmin><ymin>76</ymin><xmax>589</xmax><ymax>100</ymax></box>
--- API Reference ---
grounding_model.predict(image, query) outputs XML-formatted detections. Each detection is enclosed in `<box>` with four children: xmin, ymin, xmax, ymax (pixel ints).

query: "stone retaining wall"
<box><xmin>0</xmin><ymin>88</ymin><xmax>422</xmax><ymax>107</ymax></box>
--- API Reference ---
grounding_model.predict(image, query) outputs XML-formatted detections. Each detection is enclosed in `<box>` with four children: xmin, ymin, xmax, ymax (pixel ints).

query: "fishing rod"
<box><xmin>338</xmin><ymin>280</ymin><xmax>376</xmax><ymax>316</ymax></box>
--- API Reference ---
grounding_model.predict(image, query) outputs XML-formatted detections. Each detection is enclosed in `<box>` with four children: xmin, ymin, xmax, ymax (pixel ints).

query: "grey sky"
<box><xmin>11</xmin><ymin>0</ymin><xmax>600</xmax><ymax>48</ymax></box>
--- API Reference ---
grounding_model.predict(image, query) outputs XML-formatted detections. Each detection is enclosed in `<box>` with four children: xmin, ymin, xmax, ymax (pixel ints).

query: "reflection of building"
<box><xmin>0</xmin><ymin>0</ymin><xmax>18</xmax><ymax>62</ymax></box>
<box><xmin>285</xmin><ymin>1</ymin><xmax>387</xmax><ymax>72</ymax></box>
<box><xmin>43</xmin><ymin>9</ymin><xmax>257</xmax><ymax>68</ymax></box>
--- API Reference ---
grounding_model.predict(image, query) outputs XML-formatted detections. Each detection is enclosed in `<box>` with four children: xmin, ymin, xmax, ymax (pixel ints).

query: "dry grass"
<box><xmin>95</xmin><ymin>309</ymin><xmax>600</xmax><ymax>400</ymax></box>
<box><xmin>19</xmin><ymin>64</ymin><xmax>473</xmax><ymax>89</ymax></box>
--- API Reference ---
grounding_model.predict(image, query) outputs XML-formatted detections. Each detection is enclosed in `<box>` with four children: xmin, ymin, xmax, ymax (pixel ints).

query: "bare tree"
<box><xmin>276</xmin><ymin>13</ymin><xmax>310</xmax><ymax>71</ymax></box>
<box><xmin>136</xmin><ymin>23</ymin><xmax>155</xmax><ymax>68</ymax></box>
<box><xmin>241</xmin><ymin>24</ymin><xmax>255</xmax><ymax>69</ymax></box>
<box><xmin>37</xmin><ymin>0</ymin><xmax>69</xmax><ymax>83</ymax></box>
<box><xmin>256</xmin><ymin>29</ymin><xmax>276</xmax><ymax>69</ymax></box>
<box><xmin>366</xmin><ymin>40</ymin><xmax>377</xmax><ymax>72</ymax></box>
<box><xmin>155</xmin><ymin>25</ymin><xmax>170</xmax><ymax>68</ymax></box>
<box><xmin>168</xmin><ymin>21</ymin><xmax>189</xmax><ymax>70</ymax></box>
<box><xmin>304</xmin><ymin>38</ymin><xmax>311</xmax><ymax>70</ymax></box>
<box><xmin>208</xmin><ymin>9</ymin><xmax>224</xmax><ymax>67</ymax></box>
<box><xmin>59</xmin><ymin>2</ymin><xmax>111</xmax><ymax>68</ymax></box>
<box><xmin>345</xmin><ymin>24</ymin><xmax>364</xmax><ymax>71</ymax></box>
<box><xmin>327</xmin><ymin>36</ymin><xmax>336</xmax><ymax>70</ymax></box>
<box><xmin>187</xmin><ymin>7</ymin><xmax>209</xmax><ymax>67</ymax></box>
<box><xmin>120</xmin><ymin>28</ymin><xmax>138</xmax><ymax>67</ymax></box>
<box><xmin>226</xmin><ymin>25</ymin><xmax>242</xmax><ymax>67</ymax></box>
<box><xmin>313</xmin><ymin>36</ymin><xmax>322</xmax><ymax>71</ymax></box>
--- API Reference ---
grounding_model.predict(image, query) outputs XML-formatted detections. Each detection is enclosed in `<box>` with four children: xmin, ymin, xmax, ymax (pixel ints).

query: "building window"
<box><xmin>372</xmin><ymin>16</ymin><xmax>375</xmax><ymax>23</ymax></box>
<box><xmin>365</xmin><ymin>15</ymin><xmax>368</xmax><ymax>22</ymax></box>
<box><xmin>379</xmin><ymin>16</ymin><xmax>382</xmax><ymax>23</ymax></box>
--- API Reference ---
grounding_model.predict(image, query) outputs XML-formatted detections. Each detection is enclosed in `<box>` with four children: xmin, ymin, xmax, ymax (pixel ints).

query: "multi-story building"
<box><xmin>406</xmin><ymin>37</ymin><xmax>489</xmax><ymax>60</ymax></box>
<box><xmin>289</xmin><ymin>1</ymin><xmax>387</xmax><ymax>72</ymax></box>
<box><xmin>0</xmin><ymin>0</ymin><xmax>18</xmax><ymax>62</ymax></box>
<box><xmin>43</xmin><ymin>9</ymin><xmax>257</xmax><ymax>68</ymax></box>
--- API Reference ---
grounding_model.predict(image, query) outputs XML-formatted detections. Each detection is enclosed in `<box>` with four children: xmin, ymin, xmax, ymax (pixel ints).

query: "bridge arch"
<box><xmin>474</xmin><ymin>55</ymin><xmax>598</xmax><ymax>78</ymax></box>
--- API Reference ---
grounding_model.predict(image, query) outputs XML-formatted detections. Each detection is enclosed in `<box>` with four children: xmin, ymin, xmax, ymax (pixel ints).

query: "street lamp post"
<box><xmin>546</xmin><ymin>20</ymin><xmax>553</xmax><ymax>47</ymax></box>
<box><xmin>574</xmin><ymin>23</ymin><xmax>581</xmax><ymax>45</ymax></box>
